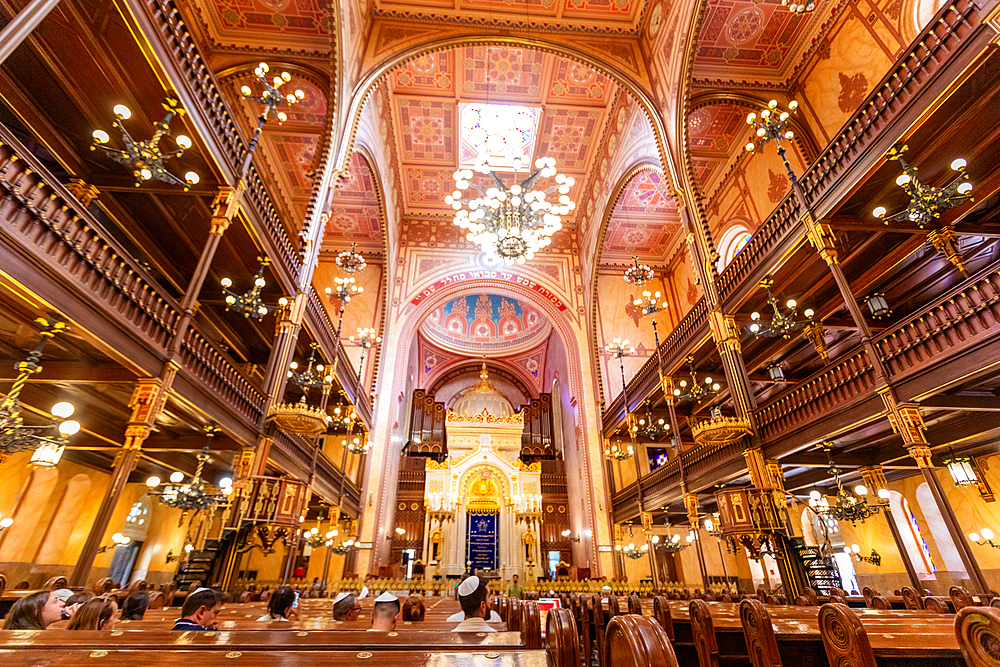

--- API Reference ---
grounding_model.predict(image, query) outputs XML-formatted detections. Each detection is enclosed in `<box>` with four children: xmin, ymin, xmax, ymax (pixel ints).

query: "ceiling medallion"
<box><xmin>448</xmin><ymin>154</ymin><xmax>574</xmax><ymax>265</ymax></box>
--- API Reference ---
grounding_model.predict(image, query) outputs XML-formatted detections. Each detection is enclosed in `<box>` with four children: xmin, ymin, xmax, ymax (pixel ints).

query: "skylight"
<box><xmin>459</xmin><ymin>103</ymin><xmax>539</xmax><ymax>171</ymax></box>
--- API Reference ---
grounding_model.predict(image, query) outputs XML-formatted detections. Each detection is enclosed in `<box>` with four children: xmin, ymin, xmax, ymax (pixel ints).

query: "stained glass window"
<box><xmin>460</xmin><ymin>103</ymin><xmax>539</xmax><ymax>170</ymax></box>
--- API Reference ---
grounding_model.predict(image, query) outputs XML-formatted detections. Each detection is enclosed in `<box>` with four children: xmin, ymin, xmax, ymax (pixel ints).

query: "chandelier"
<box><xmin>616</xmin><ymin>526</ymin><xmax>648</xmax><ymax>560</ymax></box>
<box><xmin>241</xmin><ymin>63</ymin><xmax>304</xmax><ymax>127</ymax></box>
<box><xmin>348</xmin><ymin>328</ymin><xmax>381</xmax><ymax>381</ymax></box>
<box><xmin>91</xmin><ymin>97</ymin><xmax>199</xmax><ymax>190</ymax></box>
<box><xmin>745</xmin><ymin>100</ymin><xmax>800</xmax><ymax>182</ymax></box>
<box><xmin>623</xmin><ymin>257</ymin><xmax>654</xmax><ymax>286</ymax></box>
<box><xmin>605</xmin><ymin>439</ymin><xmax>634</xmax><ymax>461</ymax></box>
<box><xmin>335</xmin><ymin>244</ymin><xmax>367</xmax><ymax>274</ymax></box>
<box><xmin>655</xmin><ymin>529</ymin><xmax>689</xmax><ymax>554</ymax></box>
<box><xmin>635</xmin><ymin>400</ymin><xmax>668</xmax><ymax>439</ymax></box>
<box><xmin>0</xmin><ymin>320</ymin><xmax>80</xmax><ymax>466</ymax></box>
<box><xmin>146</xmin><ymin>429</ymin><xmax>233</xmax><ymax>513</ymax></box>
<box><xmin>345</xmin><ymin>434</ymin><xmax>370</xmax><ymax>454</ymax></box>
<box><xmin>288</xmin><ymin>344</ymin><xmax>331</xmax><ymax>392</ymax></box>
<box><xmin>448</xmin><ymin>155</ymin><xmax>574</xmax><ymax>264</ymax></box>
<box><xmin>221</xmin><ymin>258</ymin><xmax>287</xmax><ymax>320</ymax></box>
<box><xmin>329</xmin><ymin>537</ymin><xmax>358</xmax><ymax>555</ymax></box>
<box><xmin>748</xmin><ymin>278</ymin><xmax>815</xmax><ymax>338</ymax></box>
<box><xmin>328</xmin><ymin>392</ymin><xmax>357</xmax><ymax>430</ymax></box>
<box><xmin>671</xmin><ymin>355</ymin><xmax>721</xmax><ymax>403</ymax></box>
<box><xmin>873</xmin><ymin>145</ymin><xmax>972</xmax><ymax>227</ymax></box>
<box><xmin>809</xmin><ymin>446</ymin><xmax>889</xmax><ymax>525</ymax></box>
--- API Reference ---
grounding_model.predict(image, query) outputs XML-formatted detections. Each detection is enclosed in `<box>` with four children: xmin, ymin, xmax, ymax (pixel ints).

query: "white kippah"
<box><xmin>457</xmin><ymin>576</ymin><xmax>480</xmax><ymax>597</ymax></box>
<box><xmin>375</xmin><ymin>592</ymin><xmax>398</xmax><ymax>603</ymax></box>
<box><xmin>333</xmin><ymin>592</ymin><xmax>350</xmax><ymax>603</ymax></box>
<box><xmin>601</xmin><ymin>586</ymin><xmax>611</xmax><ymax>593</ymax></box>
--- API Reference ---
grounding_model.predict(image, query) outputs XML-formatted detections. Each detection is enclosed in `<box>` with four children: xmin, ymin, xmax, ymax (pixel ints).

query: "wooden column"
<box><xmin>70</xmin><ymin>373</ymin><xmax>175</xmax><ymax>586</ymax></box>
<box><xmin>0</xmin><ymin>0</ymin><xmax>61</xmax><ymax>65</ymax></box>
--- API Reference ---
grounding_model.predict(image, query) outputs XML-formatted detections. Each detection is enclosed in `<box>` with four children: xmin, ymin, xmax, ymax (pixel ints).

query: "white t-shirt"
<box><xmin>452</xmin><ymin>616</ymin><xmax>497</xmax><ymax>633</ymax></box>
<box><xmin>359</xmin><ymin>586</ymin><xmax>370</xmax><ymax>598</ymax></box>
<box><xmin>446</xmin><ymin>610</ymin><xmax>501</xmax><ymax>622</ymax></box>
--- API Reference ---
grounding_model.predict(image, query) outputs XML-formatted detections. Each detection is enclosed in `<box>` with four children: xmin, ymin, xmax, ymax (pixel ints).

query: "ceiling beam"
<box><xmin>0</xmin><ymin>360</ymin><xmax>135</xmax><ymax>383</ymax></box>
<box><xmin>920</xmin><ymin>394</ymin><xmax>1000</xmax><ymax>412</ymax></box>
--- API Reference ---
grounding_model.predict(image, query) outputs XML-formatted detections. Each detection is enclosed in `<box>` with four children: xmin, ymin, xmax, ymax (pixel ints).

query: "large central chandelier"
<box><xmin>448</xmin><ymin>155</ymin><xmax>575</xmax><ymax>265</ymax></box>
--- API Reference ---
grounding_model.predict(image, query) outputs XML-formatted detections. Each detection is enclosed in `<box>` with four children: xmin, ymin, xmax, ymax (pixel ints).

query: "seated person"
<box><xmin>446</xmin><ymin>575</ymin><xmax>501</xmax><ymax>623</ymax></box>
<box><xmin>257</xmin><ymin>586</ymin><xmax>295</xmax><ymax>621</ymax></box>
<box><xmin>369</xmin><ymin>592</ymin><xmax>400</xmax><ymax>632</ymax></box>
<box><xmin>2</xmin><ymin>590</ymin><xmax>65</xmax><ymax>629</ymax></box>
<box><xmin>52</xmin><ymin>589</ymin><xmax>74</xmax><ymax>620</ymax></box>
<box><xmin>402</xmin><ymin>595</ymin><xmax>425</xmax><ymax>621</ymax></box>
<box><xmin>172</xmin><ymin>588</ymin><xmax>223</xmax><ymax>631</ymax></box>
<box><xmin>451</xmin><ymin>576</ymin><xmax>496</xmax><ymax>633</ymax></box>
<box><xmin>121</xmin><ymin>591</ymin><xmax>149</xmax><ymax>621</ymax></box>
<box><xmin>332</xmin><ymin>592</ymin><xmax>361</xmax><ymax>621</ymax></box>
<box><xmin>67</xmin><ymin>596</ymin><xmax>118</xmax><ymax>631</ymax></box>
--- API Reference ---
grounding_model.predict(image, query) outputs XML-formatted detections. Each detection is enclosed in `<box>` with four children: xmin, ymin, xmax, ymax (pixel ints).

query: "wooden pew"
<box><xmin>0</xmin><ymin>649</ymin><xmax>551</xmax><ymax>667</ymax></box>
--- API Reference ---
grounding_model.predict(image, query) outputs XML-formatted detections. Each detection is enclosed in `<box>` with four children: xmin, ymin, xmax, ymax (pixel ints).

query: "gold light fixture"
<box><xmin>267</xmin><ymin>397</ymin><xmax>332</xmax><ymax>438</ymax></box>
<box><xmin>221</xmin><ymin>258</ymin><xmax>288</xmax><ymax>320</ymax></box>
<box><xmin>91</xmin><ymin>97</ymin><xmax>199</xmax><ymax>189</ymax></box>
<box><xmin>746</xmin><ymin>100</ymin><xmax>800</xmax><ymax>182</ymax></box>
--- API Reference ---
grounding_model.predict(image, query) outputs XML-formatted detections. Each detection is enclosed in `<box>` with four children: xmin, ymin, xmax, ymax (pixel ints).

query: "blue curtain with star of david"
<box><xmin>466</xmin><ymin>510</ymin><xmax>498</xmax><ymax>571</ymax></box>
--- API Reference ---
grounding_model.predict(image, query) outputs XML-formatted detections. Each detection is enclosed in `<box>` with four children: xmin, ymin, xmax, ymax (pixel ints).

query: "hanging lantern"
<box><xmin>29</xmin><ymin>439</ymin><xmax>67</xmax><ymax>467</ymax></box>
<box><xmin>766</xmin><ymin>364</ymin><xmax>785</xmax><ymax>382</ymax></box>
<box><xmin>865</xmin><ymin>293</ymin><xmax>892</xmax><ymax>319</ymax></box>
<box><xmin>944</xmin><ymin>456</ymin><xmax>979</xmax><ymax>486</ymax></box>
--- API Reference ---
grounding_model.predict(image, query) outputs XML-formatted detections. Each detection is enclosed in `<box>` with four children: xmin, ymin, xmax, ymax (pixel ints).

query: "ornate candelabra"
<box><xmin>0</xmin><ymin>319</ymin><xmax>80</xmax><ymax>466</ymax></box>
<box><xmin>745</xmin><ymin>99</ymin><xmax>800</xmax><ymax>183</ymax></box>
<box><xmin>635</xmin><ymin>400</ymin><xmax>668</xmax><ymax>440</ymax></box>
<box><xmin>288</xmin><ymin>344</ymin><xmax>331</xmax><ymax>393</ymax></box>
<box><xmin>91</xmin><ymin>97</ymin><xmax>199</xmax><ymax>189</ymax></box>
<box><xmin>605</xmin><ymin>337</ymin><xmax>637</xmax><ymax>460</ymax></box>
<box><xmin>873</xmin><ymin>145</ymin><xmax>973</xmax><ymax>227</ymax></box>
<box><xmin>221</xmin><ymin>258</ymin><xmax>288</xmax><ymax>320</ymax></box>
<box><xmin>327</xmin><ymin>391</ymin><xmax>357</xmax><ymax>431</ymax></box>
<box><xmin>345</xmin><ymin>433</ymin><xmax>370</xmax><ymax>455</ymax></box>
<box><xmin>654</xmin><ymin>529</ymin><xmax>689</xmax><ymax>555</ymax></box>
<box><xmin>747</xmin><ymin>278</ymin><xmax>815</xmax><ymax>338</ymax></box>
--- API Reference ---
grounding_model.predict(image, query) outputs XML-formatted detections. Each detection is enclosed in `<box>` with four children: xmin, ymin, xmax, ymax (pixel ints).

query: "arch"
<box><xmin>122</xmin><ymin>496</ymin><xmax>152</xmax><ymax>541</ymax></box>
<box><xmin>426</xmin><ymin>358</ymin><xmax>538</xmax><ymax>403</ymax></box>
<box><xmin>915</xmin><ymin>483</ymin><xmax>966</xmax><ymax>574</ymax></box>
<box><xmin>0</xmin><ymin>466</ymin><xmax>59</xmax><ymax>562</ymax></box>
<box><xmin>902</xmin><ymin>0</ymin><xmax>946</xmax><ymax>42</ymax></box>
<box><xmin>888</xmin><ymin>490</ymin><xmax>935</xmax><ymax>576</ymax></box>
<box><xmin>372</xmin><ymin>276</ymin><xmax>601</xmax><ymax>571</ymax></box>
<box><xmin>332</xmin><ymin>36</ymin><xmax>678</xmax><ymax>193</ymax></box>
<box><xmin>716</xmin><ymin>222</ymin><xmax>753</xmax><ymax>271</ymax></box>
<box><xmin>588</xmin><ymin>160</ymin><xmax>667</xmax><ymax>406</ymax></box>
<box><xmin>35</xmin><ymin>473</ymin><xmax>91</xmax><ymax>565</ymax></box>
<box><xmin>460</xmin><ymin>465</ymin><xmax>512</xmax><ymax>505</ymax></box>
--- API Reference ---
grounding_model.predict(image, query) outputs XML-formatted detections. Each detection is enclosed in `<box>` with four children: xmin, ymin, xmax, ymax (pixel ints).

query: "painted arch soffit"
<box><xmin>420</xmin><ymin>293</ymin><xmax>552</xmax><ymax>356</ymax></box>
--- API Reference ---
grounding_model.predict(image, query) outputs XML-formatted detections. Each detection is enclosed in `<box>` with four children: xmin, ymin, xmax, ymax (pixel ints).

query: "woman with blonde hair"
<box><xmin>67</xmin><ymin>596</ymin><xmax>118</xmax><ymax>631</ymax></box>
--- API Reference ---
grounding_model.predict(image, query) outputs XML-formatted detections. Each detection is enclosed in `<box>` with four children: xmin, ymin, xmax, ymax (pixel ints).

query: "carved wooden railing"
<box><xmin>715</xmin><ymin>196</ymin><xmax>802</xmax><ymax>303</ymax></box>
<box><xmin>0</xmin><ymin>126</ymin><xmax>182</xmax><ymax>355</ymax></box>
<box><xmin>605</xmin><ymin>0</ymin><xmax>994</xmax><ymax>429</ymax></box>
<box><xmin>137</xmin><ymin>0</ymin><xmax>299</xmax><ymax>281</ymax></box>
<box><xmin>798</xmin><ymin>0</ymin><xmax>986</xmax><ymax>209</ymax></box>
<box><xmin>178</xmin><ymin>323</ymin><xmax>265</xmax><ymax>427</ymax></box>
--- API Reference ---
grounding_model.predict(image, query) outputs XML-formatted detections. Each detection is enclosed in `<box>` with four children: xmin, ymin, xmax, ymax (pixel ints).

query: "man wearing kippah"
<box><xmin>451</xmin><ymin>576</ymin><xmax>496</xmax><ymax>633</ymax></box>
<box><xmin>369</xmin><ymin>592</ymin><xmax>400</xmax><ymax>632</ymax></box>
<box><xmin>332</xmin><ymin>592</ymin><xmax>361</xmax><ymax>622</ymax></box>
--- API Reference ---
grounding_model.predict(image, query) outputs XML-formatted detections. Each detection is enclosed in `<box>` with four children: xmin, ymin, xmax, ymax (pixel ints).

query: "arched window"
<box><xmin>716</xmin><ymin>224</ymin><xmax>753</xmax><ymax>271</ymax></box>
<box><xmin>888</xmin><ymin>490</ymin><xmax>936</xmax><ymax>577</ymax></box>
<box><xmin>915</xmin><ymin>483</ymin><xmax>966</xmax><ymax>574</ymax></box>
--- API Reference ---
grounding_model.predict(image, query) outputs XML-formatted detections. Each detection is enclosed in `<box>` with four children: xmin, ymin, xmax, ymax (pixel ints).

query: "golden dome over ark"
<box><xmin>449</xmin><ymin>363</ymin><xmax>515</xmax><ymax>418</ymax></box>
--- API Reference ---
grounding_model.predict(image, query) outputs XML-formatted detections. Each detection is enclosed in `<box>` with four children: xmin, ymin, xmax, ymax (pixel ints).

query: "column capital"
<box><xmin>684</xmin><ymin>492</ymin><xmax>700</xmax><ymax>528</ymax></box>
<box><xmin>908</xmin><ymin>445</ymin><xmax>934</xmax><ymax>468</ymax></box>
<box><xmin>209</xmin><ymin>185</ymin><xmax>243</xmax><ymax>234</ymax></box>
<box><xmin>802</xmin><ymin>210</ymin><xmax>839</xmax><ymax>265</ymax></box>
<box><xmin>66</xmin><ymin>178</ymin><xmax>100</xmax><ymax>206</ymax></box>
<box><xmin>127</xmin><ymin>376</ymin><xmax>171</xmax><ymax>428</ymax></box>
<box><xmin>708</xmin><ymin>309</ymin><xmax>741</xmax><ymax>353</ymax></box>
<box><xmin>880</xmin><ymin>389</ymin><xmax>929</xmax><ymax>445</ymax></box>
